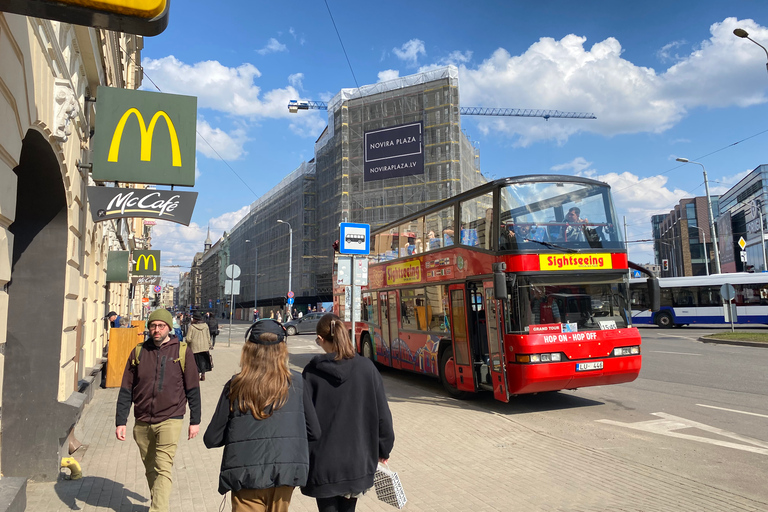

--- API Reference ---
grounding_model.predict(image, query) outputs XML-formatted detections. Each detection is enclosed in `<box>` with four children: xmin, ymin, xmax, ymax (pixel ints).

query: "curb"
<box><xmin>698</xmin><ymin>337</ymin><xmax>768</xmax><ymax>348</ymax></box>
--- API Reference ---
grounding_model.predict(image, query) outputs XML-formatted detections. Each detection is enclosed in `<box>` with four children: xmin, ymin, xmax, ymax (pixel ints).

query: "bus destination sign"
<box><xmin>539</xmin><ymin>253</ymin><xmax>613</xmax><ymax>271</ymax></box>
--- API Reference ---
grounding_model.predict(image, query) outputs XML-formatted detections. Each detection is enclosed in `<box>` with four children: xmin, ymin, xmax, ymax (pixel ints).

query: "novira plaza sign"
<box><xmin>87</xmin><ymin>186</ymin><xmax>198</xmax><ymax>226</ymax></box>
<box><xmin>92</xmin><ymin>86</ymin><xmax>197</xmax><ymax>186</ymax></box>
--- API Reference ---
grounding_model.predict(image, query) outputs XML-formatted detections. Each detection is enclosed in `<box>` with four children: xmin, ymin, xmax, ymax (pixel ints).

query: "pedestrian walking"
<box><xmin>206</xmin><ymin>312</ymin><xmax>219</xmax><ymax>349</ymax></box>
<box><xmin>276</xmin><ymin>311</ymin><xmax>282</xmax><ymax>323</ymax></box>
<box><xmin>204</xmin><ymin>319</ymin><xmax>321</xmax><ymax>511</ymax></box>
<box><xmin>186</xmin><ymin>312</ymin><xmax>212</xmax><ymax>381</ymax></box>
<box><xmin>302</xmin><ymin>313</ymin><xmax>395</xmax><ymax>512</ymax></box>
<box><xmin>115</xmin><ymin>309</ymin><xmax>201</xmax><ymax>512</ymax></box>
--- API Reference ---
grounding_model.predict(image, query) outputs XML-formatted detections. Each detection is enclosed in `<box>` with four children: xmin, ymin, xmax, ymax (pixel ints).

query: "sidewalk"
<box><xmin>27</xmin><ymin>326</ymin><xmax>768</xmax><ymax>512</ymax></box>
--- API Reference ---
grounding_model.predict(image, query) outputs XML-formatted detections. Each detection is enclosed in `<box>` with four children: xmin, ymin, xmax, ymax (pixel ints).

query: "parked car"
<box><xmin>283</xmin><ymin>312</ymin><xmax>324</xmax><ymax>336</ymax></box>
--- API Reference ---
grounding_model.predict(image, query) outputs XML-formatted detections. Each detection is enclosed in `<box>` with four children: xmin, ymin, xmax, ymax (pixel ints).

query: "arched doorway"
<box><xmin>2</xmin><ymin>129</ymin><xmax>77</xmax><ymax>480</ymax></box>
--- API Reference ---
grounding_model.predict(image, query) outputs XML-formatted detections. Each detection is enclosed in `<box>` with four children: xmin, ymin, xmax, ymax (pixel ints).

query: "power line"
<box><xmin>323</xmin><ymin>0</ymin><xmax>361</xmax><ymax>90</ymax></box>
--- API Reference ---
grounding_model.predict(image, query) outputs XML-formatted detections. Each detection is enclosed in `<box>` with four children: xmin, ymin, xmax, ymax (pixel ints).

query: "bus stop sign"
<box><xmin>339</xmin><ymin>223</ymin><xmax>370</xmax><ymax>255</ymax></box>
<box><xmin>720</xmin><ymin>283</ymin><xmax>736</xmax><ymax>301</ymax></box>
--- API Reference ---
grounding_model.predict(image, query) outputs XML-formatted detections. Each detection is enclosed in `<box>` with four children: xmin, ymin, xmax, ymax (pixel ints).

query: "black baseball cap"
<box><xmin>104</xmin><ymin>311</ymin><xmax>117</xmax><ymax>319</ymax></box>
<box><xmin>245</xmin><ymin>319</ymin><xmax>287</xmax><ymax>345</ymax></box>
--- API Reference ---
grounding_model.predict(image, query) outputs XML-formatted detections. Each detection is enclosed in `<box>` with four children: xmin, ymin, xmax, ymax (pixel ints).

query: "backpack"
<box><xmin>131</xmin><ymin>341</ymin><xmax>188</xmax><ymax>373</ymax></box>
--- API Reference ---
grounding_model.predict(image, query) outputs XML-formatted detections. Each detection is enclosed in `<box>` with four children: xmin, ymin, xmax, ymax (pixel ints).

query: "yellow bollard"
<box><xmin>60</xmin><ymin>457</ymin><xmax>82</xmax><ymax>480</ymax></box>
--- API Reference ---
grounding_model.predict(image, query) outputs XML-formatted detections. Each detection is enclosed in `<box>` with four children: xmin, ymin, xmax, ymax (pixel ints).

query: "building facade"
<box><xmin>656</xmin><ymin>196</ymin><xmax>719</xmax><ymax>277</ymax></box>
<box><xmin>211</xmin><ymin>66</ymin><xmax>485</xmax><ymax>315</ymax></box>
<box><xmin>0</xmin><ymin>12</ymin><xmax>142</xmax><ymax>480</ymax></box>
<box><xmin>717</xmin><ymin>164</ymin><xmax>768</xmax><ymax>273</ymax></box>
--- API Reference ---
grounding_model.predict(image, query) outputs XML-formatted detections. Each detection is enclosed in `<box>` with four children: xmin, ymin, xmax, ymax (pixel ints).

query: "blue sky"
<box><xmin>142</xmin><ymin>1</ymin><xmax>768</xmax><ymax>284</ymax></box>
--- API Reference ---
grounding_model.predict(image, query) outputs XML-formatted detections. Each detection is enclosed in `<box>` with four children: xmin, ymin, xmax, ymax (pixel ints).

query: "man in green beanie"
<box><xmin>115</xmin><ymin>309</ymin><xmax>201</xmax><ymax>512</ymax></box>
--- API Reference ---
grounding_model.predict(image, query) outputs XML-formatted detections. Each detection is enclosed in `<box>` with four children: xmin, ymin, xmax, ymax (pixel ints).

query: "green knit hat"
<box><xmin>147</xmin><ymin>309</ymin><xmax>173</xmax><ymax>330</ymax></box>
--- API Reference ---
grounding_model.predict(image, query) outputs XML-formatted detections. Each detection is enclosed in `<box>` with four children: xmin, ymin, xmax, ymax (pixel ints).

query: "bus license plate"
<box><xmin>576</xmin><ymin>361</ymin><xmax>603</xmax><ymax>372</ymax></box>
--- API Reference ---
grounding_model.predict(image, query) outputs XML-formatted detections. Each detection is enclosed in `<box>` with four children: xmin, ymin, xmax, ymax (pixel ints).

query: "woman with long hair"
<box><xmin>301</xmin><ymin>313</ymin><xmax>395</xmax><ymax>512</ymax></box>
<box><xmin>204</xmin><ymin>319</ymin><xmax>320</xmax><ymax>511</ymax></box>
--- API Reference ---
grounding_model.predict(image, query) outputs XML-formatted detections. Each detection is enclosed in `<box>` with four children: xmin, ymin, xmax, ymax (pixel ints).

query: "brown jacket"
<box><xmin>115</xmin><ymin>336</ymin><xmax>201</xmax><ymax>426</ymax></box>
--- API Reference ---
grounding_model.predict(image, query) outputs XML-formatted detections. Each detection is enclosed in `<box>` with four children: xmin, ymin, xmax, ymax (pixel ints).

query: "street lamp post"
<box><xmin>734</xmin><ymin>28</ymin><xmax>768</xmax><ymax>75</ymax></box>
<box><xmin>245</xmin><ymin>240</ymin><xmax>258</xmax><ymax>319</ymax></box>
<box><xmin>675</xmin><ymin>158</ymin><xmax>721</xmax><ymax>273</ymax></box>
<box><xmin>697</xmin><ymin>226</ymin><xmax>710</xmax><ymax>276</ymax></box>
<box><xmin>277</xmin><ymin>219</ymin><xmax>292</xmax><ymax>319</ymax></box>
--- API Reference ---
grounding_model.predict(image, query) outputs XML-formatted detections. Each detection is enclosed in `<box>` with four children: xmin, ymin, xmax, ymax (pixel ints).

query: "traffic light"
<box><xmin>332</xmin><ymin>240</ymin><xmax>340</xmax><ymax>253</ymax></box>
<box><xmin>662</xmin><ymin>259</ymin><xmax>669</xmax><ymax>271</ymax></box>
<box><xmin>153</xmin><ymin>294</ymin><xmax>160</xmax><ymax>306</ymax></box>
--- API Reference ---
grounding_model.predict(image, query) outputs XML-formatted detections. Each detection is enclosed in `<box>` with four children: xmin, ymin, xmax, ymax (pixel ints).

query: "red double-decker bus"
<box><xmin>334</xmin><ymin>175</ymin><xmax>657</xmax><ymax>402</ymax></box>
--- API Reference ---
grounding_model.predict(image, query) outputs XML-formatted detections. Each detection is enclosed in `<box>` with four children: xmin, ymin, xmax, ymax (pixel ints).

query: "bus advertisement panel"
<box><xmin>334</xmin><ymin>176</ymin><xmax>644</xmax><ymax>402</ymax></box>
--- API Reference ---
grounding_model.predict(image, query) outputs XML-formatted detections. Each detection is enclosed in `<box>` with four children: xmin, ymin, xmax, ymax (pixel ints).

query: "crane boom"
<box><xmin>288</xmin><ymin>100</ymin><xmax>596</xmax><ymax>120</ymax></box>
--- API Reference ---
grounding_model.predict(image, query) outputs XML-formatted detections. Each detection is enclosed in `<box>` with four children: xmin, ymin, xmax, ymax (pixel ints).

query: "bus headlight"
<box><xmin>613</xmin><ymin>346</ymin><xmax>641</xmax><ymax>356</ymax></box>
<box><xmin>516</xmin><ymin>352</ymin><xmax>563</xmax><ymax>363</ymax></box>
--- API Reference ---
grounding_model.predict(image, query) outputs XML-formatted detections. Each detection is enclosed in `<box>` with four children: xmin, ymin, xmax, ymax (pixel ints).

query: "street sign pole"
<box><xmin>228</xmin><ymin>274</ymin><xmax>234</xmax><ymax>347</ymax></box>
<box><xmin>351</xmin><ymin>255</ymin><xmax>356</xmax><ymax>350</ymax></box>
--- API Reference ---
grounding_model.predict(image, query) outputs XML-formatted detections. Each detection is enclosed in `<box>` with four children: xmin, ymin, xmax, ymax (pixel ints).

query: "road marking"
<box><xmin>696</xmin><ymin>404</ymin><xmax>768</xmax><ymax>419</ymax></box>
<box><xmin>657</xmin><ymin>334</ymin><xmax>700</xmax><ymax>341</ymax></box>
<box><xmin>649</xmin><ymin>351</ymin><xmax>701</xmax><ymax>356</ymax></box>
<box><xmin>598</xmin><ymin>412</ymin><xmax>768</xmax><ymax>455</ymax></box>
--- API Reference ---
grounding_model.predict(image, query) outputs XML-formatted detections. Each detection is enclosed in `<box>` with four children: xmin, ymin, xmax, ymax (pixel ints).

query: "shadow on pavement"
<box><xmin>54</xmin><ymin>475</ymin><xmax>147</xmax><ymax>511</ymax></box>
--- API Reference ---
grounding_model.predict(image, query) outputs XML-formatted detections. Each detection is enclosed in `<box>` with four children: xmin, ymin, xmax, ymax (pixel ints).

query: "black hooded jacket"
<box><xmin>203</xmin><ymin>370</ymin><xmax>321</xmax><ymax>494</ymax></box>
<box><xmin>301</xmin><ymin>353</ymin><xmax>395</xmax><ymax>498</ymax></box>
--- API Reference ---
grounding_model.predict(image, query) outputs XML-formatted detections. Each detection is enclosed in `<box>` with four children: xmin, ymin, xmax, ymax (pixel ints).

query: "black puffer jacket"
<box><xmin>301</xmin><ymin>354</ymin><xmax>395</xmax><ymax>498</ymax></box>
<box><xmin>203</xmin><ymin>371</ymin><xmax>321</xmax><ymax>494</ymax></box>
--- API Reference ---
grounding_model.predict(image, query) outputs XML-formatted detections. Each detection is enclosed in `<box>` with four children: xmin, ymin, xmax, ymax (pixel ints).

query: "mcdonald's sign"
<box><xmin>132</xmin><ymin>250</ymin><xmax>161</xmax><ymax>276</ymax></box>
<box><xmin>92</xmin><ymin>86</ymin><xmax>196</xmax><ymax>186</ymax></box>
<box><xmin>0</xmin><ymin>0</ymin><xmax>170</xmax><ymax>36</ymax></box>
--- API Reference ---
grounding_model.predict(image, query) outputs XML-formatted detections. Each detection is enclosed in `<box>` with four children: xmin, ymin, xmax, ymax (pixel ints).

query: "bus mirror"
<box><xmin>494</xmin><ymin>271</ymin><xmax>507</xmax><ymax>299</ymax></box>
<box><xmin>648</xmin><ymin>277</ymin><xmax>660</xmax><ymax>312</ymax></box>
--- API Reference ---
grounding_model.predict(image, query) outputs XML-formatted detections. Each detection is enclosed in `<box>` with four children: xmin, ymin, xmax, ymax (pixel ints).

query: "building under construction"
<box><xmin>209</xmin><ymin>66</ymin><xmax>486</xmax><ymax>314</ymax></box>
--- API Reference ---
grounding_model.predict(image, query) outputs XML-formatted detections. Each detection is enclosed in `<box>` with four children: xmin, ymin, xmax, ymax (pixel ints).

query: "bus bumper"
<box><xmin>507</xmin><ymin>355</ymin><xmax>641</xmax><ymax>395</ymax></box>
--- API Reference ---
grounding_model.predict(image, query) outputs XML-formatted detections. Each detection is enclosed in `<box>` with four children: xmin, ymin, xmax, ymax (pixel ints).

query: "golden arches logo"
<box><xmin>107</xmin><ymin>108</ymin><xmax>181</xmax><ymax>167</ymax></box>
<box><xmin>135</xmin><ymin>254</ymin><xmax>157</xmax><ymax>271</ymax></box>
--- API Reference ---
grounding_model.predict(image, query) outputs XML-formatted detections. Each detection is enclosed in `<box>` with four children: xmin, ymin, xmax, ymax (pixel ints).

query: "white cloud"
<box><xmin>656</xmin><ymin>40</ymin><xmax>688</xmax><ymax>63</ymax></box>
<box><xmin>196</xmin><ymin>119</ymin><xmax>248</xmax><ymax>160</ymax></box>
<box><xmin>152</xmin><ymin>205</ymin><xmax>251</xmax><ymax>284</ymax></box>
<box><xmin>393</xmin><ymin>39</ymin><xmax>426</xmax><ymax>66</ymax></box>
<box><xmin>377</xmin><ymin>69</ymin><xmax>400</xmax><ymax>82</ymax></box>
<box><xmin>288</xmin><ymin>72</ymin><xmax>304</xmax><ymax>90</ymax></box>
<box><xmin>256</xmin><ymin>37</ymin><xmax>287</xmax><ymax>55</ymax></box>
<box><xmin>142</xmin><ymin>56</ymin><xmax>325</xmax><ymax>136</ymax></box>
<box><xmin>451</xmin><ymin>17</ymin><xmax>768</xmax><ymax>146</ymax></box>
<box><xmin>143</xmin><ymin>56</ymin><xmax>289</xmax><ymax>118</ymax></box>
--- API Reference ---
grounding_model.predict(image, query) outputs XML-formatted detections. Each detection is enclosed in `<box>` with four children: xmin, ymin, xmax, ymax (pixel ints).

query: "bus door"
<box><xmin>447</xmin><ymin>284</ymin><xmax>476</xmax><ymax>392</ymax></box>
<box><xmin>388</xmin><ymin>292</ymin><xmax>401</xmax><ymax>369</ymax></box>
<box><xmin>484</xmin><ymin>281</ymin><xmax>509</xmax><ymax>402</ymax></box>
<box><xmin>378</xmin><ymin>292</ymin><xmax>392</xmax><ymax>366</ymax></box>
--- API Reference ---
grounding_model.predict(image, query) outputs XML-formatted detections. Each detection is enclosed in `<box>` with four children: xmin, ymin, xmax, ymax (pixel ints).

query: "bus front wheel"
<box><xmin>440</xmin><ymin>347</ymin><xmax>469</xmax><ymax>399</ymax></box>
<box><xmin>655</xmin><ymin>312</ymin><xmax>673</xmax><ymax>328</ymax></box>
<box><xmin>362</xmin><ymin>334</ymin><xmax>374</xmax><ymax>362</ymax></box>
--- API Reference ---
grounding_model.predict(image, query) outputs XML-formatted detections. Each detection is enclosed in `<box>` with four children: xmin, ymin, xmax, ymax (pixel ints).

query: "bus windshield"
<box><xmin>499</xmin><ymin>181</ymin><xmax>623</xmax><ymax>251</ymax></box>
<box><xmin>506</xmin><ymin>275</ymin><xmax>631</xmax><ymax>333</ymax></box>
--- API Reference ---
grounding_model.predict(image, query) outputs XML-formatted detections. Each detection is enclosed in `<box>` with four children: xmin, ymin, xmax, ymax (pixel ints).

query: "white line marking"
<box><xmin>656</xmin><ymin>334</ymin><xmax>700</xmax><ymax>341</ymax></box>
<box><xmin>649</xmin><ymin>351</ymin><xmax>701</xmax><ymax>356</ymax></box>
<box><xmin>696</xmin><ymin>404</ymin><xmax>768</xmax><ymax>419</ymax></box>
<box><xmin>598</xmin><ymin>412</ymin><xmax>768</xmax><ymax>455</ymax></box>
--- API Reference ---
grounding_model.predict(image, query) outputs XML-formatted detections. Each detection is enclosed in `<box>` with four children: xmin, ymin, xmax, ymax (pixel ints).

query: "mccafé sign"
<box><xmin>92</xmin><ymin>86</ymin><xmax>197</xmax><ymax>186</ymax></box>
<box><xmin>87</xmin><ymin>187</ymin><xmax>197</xmax><ymax>226</ymax></box>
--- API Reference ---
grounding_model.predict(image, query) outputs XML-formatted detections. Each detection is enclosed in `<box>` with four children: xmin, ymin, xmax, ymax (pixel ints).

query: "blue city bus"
<box><xmin>630</xmin><ymin>273</ymin><xmax>768</xmax><ymax>327</ymax></box>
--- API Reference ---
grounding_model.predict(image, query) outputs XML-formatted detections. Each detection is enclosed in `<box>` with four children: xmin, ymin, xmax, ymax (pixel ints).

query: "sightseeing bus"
<box><xmin>630</xmin><ymin>273</ymin><xmax>768</xmax><ymax>327</ymax></box>
<box><xmin>333</xmin><ymin>175</ymin><xmax>658</xmax><ymax>402</ymax></box>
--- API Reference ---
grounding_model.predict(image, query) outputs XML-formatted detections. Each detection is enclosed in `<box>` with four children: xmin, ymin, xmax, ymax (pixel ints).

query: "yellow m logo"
<box><xmin>135</xmin><ymin>254</ymin><xmax>157</xmax><ymax>271</ymax></box>
<box><xmin>107</xmin><ymin>108</ymin><xmax>182</xmax><ymax>167</ymax></box>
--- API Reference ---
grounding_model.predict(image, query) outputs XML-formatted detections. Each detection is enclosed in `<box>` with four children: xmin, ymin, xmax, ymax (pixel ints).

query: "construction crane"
<box><xmin>288</xmin><ymin>100</ymin><xmax>596</xmax><ymax>120</ymax></box>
